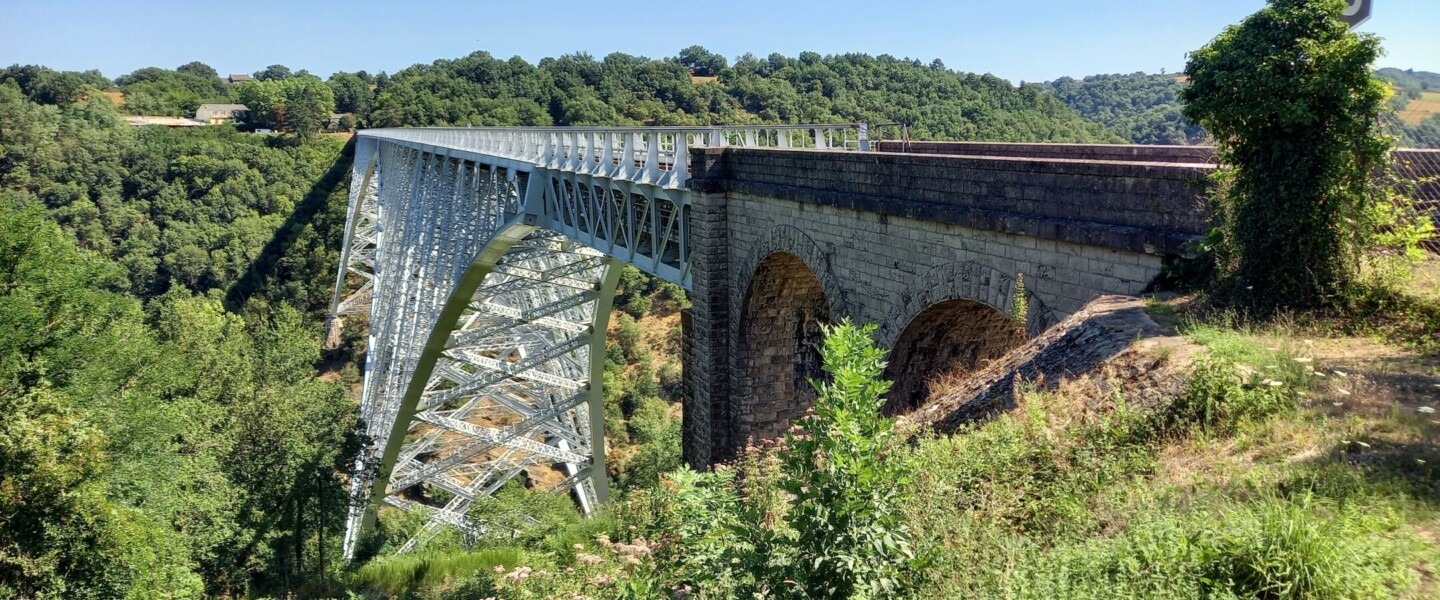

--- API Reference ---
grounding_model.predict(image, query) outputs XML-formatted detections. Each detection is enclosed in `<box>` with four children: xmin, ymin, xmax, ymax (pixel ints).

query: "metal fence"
<box><xmin>1392</xmin><ymin>149</ymin><xmax>1440</xmax><ymax>251</ymax></box>
<box><xmin>358</xmin><ymin>124</ymin><xmax>868</xmax><ymax>190</ymax></box>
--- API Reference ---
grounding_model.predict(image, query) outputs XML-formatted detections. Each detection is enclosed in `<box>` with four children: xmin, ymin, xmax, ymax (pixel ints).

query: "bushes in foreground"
<box><xmin>357</xmin><ymin>320</ymin><xmax>1430</xmax><ymax>599</ymax></box>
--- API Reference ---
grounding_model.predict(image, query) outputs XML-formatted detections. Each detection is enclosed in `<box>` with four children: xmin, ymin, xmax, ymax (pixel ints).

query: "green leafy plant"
<box><xmin>769</xmin><ymin>320</ymin><xmax>916</xmax><ymax>599</ymax></box>
<box><xmin>1010</xmin><ymin>272</ymin><xmax>1030</xmax><ymax>338</ymax></box>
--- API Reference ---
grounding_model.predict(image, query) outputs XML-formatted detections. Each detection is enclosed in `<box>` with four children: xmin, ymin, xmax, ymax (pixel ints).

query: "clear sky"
<box><xmin>3</xmin><ymin>0</ymin><xmax>1437</xmax><ymax>83</ymax></box>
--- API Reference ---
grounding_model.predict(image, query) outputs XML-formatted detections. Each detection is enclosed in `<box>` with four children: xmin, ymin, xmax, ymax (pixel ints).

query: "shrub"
<box><xmin>613</xmin><ymin>313</ymin><xmax>645</xmax><ymax>362</ymax></box>
<box><xmin>1162</xmin><ymin>355</ymin><xmax>1292</xmax><ymax>437</ymax></box>
<box><xmin>657</xmin><ymin>360</ymin><xmax>682</xmax><ymax>399</ymax></box>
<box><xmin>656</xmin><ymin>281</ymin><xmax>690</xmax><ymax>309</ymax></box>
<box><xmin>766</xmin><ymin>320</ymin><xmax>916</xmax><ymax>598</ymax></box>
<box><xmin>625</xmin><ymin>293</ymin><xmax>653</xmax><ymax>318</ymax></box>
<box><xmin>620</xmin><ymin>396</ymin><xmax>682</xmax><ymax>489</ymax></box>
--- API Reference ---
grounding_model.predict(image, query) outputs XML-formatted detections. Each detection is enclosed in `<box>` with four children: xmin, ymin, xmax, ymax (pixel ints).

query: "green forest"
<box><xmin>1</xmin><ymin>73</ymin><xmax>359</xmax><ymax>596</ymax></box>
<box><xmin>1040</xmin><ymin>73</ymin><xmax>1207</xmax><ymax>145</ymax></box>
<box><xmin>3</xmin><ymin>11</ymin><xmax>1440</xmax><ymax>596</ymax></box>
<box><xmin>358</xmin><ymin>49</ymin><xmax>1115</xmax><ymax>142</ymax></box>
<box><xmin>2</xmin><ymin>48</ymin><xmax>1129</xmax><ymax>596</ymax></box>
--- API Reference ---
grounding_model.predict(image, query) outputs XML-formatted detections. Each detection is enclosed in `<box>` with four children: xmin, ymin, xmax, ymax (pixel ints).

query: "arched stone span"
<box><xmin>878</xmin><ymin>261</ymin><xmax>1056</xmax><ymax>414</ymax></box>
<box><xmin>731</xmin><ymin>225</ymin><xmax>848</xmax><ymax>324</ymax></box>
<box><xmin>715</xmin><ymin>225</ymin><xmax>848</xmax><ymax>459</ymax></box>
<box><xmin>734</xmin><ymin>251</ymin><xmax>833</xmax><ymax>451</ymax></box>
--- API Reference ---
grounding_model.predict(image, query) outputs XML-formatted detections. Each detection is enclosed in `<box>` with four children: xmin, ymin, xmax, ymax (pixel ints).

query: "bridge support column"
<box><xmin>681</xmin><ymin>189</ymin><xmax>730</xmax><ymax>468</ymax></box>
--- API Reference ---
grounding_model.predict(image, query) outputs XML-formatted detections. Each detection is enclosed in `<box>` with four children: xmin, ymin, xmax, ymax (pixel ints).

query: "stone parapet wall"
<box><xmin>875</xmin><ymin>140</ymin><xmax>1217</xmax><ymax>164</ymax></box>
<box><xmin>691</xmin><ymin>146</ymin><xmax>1212</xmax><ymax>256</ymax></box>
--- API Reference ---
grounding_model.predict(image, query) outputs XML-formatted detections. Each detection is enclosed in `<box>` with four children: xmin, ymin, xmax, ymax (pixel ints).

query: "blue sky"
<box><xmin>3</xmin><ymin>0</ymin><xmax>1437</xmax><ymax>83</ymax></box>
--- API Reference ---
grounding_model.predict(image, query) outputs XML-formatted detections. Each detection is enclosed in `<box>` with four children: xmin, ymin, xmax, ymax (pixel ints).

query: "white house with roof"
<box><xmin>195</xmin><ymin>104</ymin><xmax>249</xmax><ymax>125</ymax></box>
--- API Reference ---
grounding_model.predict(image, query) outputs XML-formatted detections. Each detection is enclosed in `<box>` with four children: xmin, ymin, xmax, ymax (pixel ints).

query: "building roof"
<box><xmin>195</xmin><ymin>104</ymin><xmax>250</xmax><ymax>120</ymax></box>
<box><xmin>228</xmin><ymin>73</ymin><xmax>252</xmax><ymax>83</ymax></box>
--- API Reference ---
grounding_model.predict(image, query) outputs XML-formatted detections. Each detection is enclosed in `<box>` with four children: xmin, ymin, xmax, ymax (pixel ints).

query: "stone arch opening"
<box><xmin>736</xmin><ymin>252</ymin><xmax>833</xmax><ymax>448</ymax></box>
<box><xmin>882</xmin><ymin>299</ymin><xmax>1023</xmax><ymax>415</ymax></box>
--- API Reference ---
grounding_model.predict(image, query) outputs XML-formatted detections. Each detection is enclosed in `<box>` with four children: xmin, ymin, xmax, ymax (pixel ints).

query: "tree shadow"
<box><xmin>909</xmin><ymin>296</ymin><xmax>1178</xmax><ymax>433</ymax></box>
<box><xmin>1285</xmin><ymin>438</ymin><xmax>1440</xmax><ymax>510</ymax></box>
<box><xmin>224</xmin><ymin>137</ymin><xmax>356</xmax><ymax>312</ymax></box>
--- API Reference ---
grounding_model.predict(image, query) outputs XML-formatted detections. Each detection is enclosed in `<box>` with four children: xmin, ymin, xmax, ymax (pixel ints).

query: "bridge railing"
<box><xmin>359</xmin><ymin>124</ymin><xmax>868</xmax><ymax>189</ymax></box>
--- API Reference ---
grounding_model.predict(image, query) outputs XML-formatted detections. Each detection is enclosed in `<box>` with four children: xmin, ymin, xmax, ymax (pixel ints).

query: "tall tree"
<box><xmin>254</xmin><ymin>64</ymin><xmax>293</xmax><ymax>81</ymax></box>
<box><xmin>1182</xmin><ymin>0</ymin><xmax>1423</xmax><ymax>312</ymax></box>
<box><xmin>326</xmin><ymin>71</ymin><xmax>373</xmax><ymax>117</ymax></box>
<box><xmin>282</xmin><ymin>77</ymin><xmax>336</xmax><ymax>139</ymax></box>
<box><xmin>176</xmin><ymin>60</ymin><xmax>218</xmax><ymax>81</ymax></box>
<box><xmin>678</xmin><ymin>45</ymin><xmax>727</xmax><ymax>76</ymax></box>
<box><xmin>176</xmin><ymin>60</ymin><xmax>225</xmax><ymax>95</ymax></box>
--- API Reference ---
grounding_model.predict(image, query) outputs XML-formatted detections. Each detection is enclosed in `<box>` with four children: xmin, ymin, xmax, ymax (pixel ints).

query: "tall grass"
<box><xmin>348</xmin><ymin>547</ymin><xmax>524</xmax><ymax>596</ymax></box>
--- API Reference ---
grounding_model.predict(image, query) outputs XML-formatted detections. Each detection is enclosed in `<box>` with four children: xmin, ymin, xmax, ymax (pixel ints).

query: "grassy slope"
<box><xmin>905</xmin><ymin>260</ymin><xmax>1440</xmax><ymax>597</ymax></box>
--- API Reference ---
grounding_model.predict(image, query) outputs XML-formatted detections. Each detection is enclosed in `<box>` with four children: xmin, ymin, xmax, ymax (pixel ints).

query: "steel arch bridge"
<box><xmin>328</xmin><ymin>125</ymin><xmax>867</xmax><ymax>559</ymax></box>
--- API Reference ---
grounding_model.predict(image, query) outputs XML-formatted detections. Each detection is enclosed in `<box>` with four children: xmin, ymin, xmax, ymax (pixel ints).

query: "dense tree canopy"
<box><xmin>0</xmin><ymin>73</ymin><xmax>361</xmax><ymax>597</ymax></box>
<box><xmin>236</xmin><ymin>76</ymin><xmax>336</xmax><ymax>136</ymax></box>
<box><xmin>0</xmin><ymin>202</ymin><xmax>359</xmax><ymax>597</ymax></box>
<box><xmin>359</xmin><ymin>48</ymin><xmax>1117</xmax><ymax>141</ymax></box>
<box><xmin>326</xmin><ymin>71</ymin><xmax>374</xmax><ymax>115</ymax></box>
<box><xmin>1</xmin><ymin>64</ymin><xmax>109</xmax><ymax>105</ymax></box>
<box><xmin>1042</xmin><ymin>73</ymin><xmax>1207</xmax><ymax>145</ymax></box>
<box><xmin>254</xmin><ymin>64</ymin><xmax>295</xmax><ymax>81</ymax></box>
<box><xmin>114</xmin><ymin>65</ymin><xmax>230</xmax><ymax>117</ymax></box>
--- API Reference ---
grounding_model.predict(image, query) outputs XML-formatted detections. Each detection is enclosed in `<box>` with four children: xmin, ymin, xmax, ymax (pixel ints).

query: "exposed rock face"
<box><xmin>908</xmin><ymin>295</ymin><xmax>1193</xmax><ymax>433</ymax></box>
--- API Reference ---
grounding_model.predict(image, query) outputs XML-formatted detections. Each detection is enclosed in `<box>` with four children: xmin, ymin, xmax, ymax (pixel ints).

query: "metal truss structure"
<box><xmin>329</xmin><ymin>124</ymin><xmax>867</xmax><ymax>560</ymax></box>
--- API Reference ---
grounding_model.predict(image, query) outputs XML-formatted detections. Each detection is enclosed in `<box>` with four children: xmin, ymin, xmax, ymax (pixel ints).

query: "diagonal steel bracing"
<box><xmin>329</xmin><ymin>125</ymin><xmax>867</xmax><ymax>561</ymax></box>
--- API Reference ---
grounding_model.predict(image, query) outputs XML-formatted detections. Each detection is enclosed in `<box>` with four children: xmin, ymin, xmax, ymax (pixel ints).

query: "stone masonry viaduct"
<box><xmin>679</xmin><ymin>141</ymin><xmax>1218</xmax><ymax>465</ymax></box>
<box><xmin>330</xmin><ymin>125</ymin><xmax>1436</xmax><ymax>556</ymax></box>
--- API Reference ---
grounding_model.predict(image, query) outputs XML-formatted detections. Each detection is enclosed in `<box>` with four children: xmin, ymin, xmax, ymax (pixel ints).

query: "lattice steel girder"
<box><xmin>339</xmin><ymin>218</ymin><xmax>623</xmax><ymax>560</ymax></box>
<box><xmin>385</xmin><ymin>392</ymin><xmax>586</xmax><ymax>492</ymax></box>
<box><xmin>337</xmin><ymin>148</ymin><xmax>541</xmax><ymax>559</ymax></box>
<box><xmin>421</xmin><ymin>334</ymin><xmax>591</xmax><ymax>409</ymax></box>
<box><xmin>414</xmin><ymin>412</ymin><xmax>591</xmax><ymax>465</ymax></box>
<box><xmin>335</xmin><ymin>125</ymin><xmax>869</xmax><ymax>561</ymax></box>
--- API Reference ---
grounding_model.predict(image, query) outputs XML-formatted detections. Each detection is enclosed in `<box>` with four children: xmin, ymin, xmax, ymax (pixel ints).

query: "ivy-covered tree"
<box><xmin>1182</xmin><ymin>0</ymin><xmax>1428</xmax><ymax>313</ymax></box>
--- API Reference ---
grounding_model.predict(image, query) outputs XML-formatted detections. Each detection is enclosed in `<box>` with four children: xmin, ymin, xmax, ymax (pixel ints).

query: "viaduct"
<box><xmin>326</xmin><ymin>125</ymin><xmax>1437</xmax><ymax>558</ymax></box>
